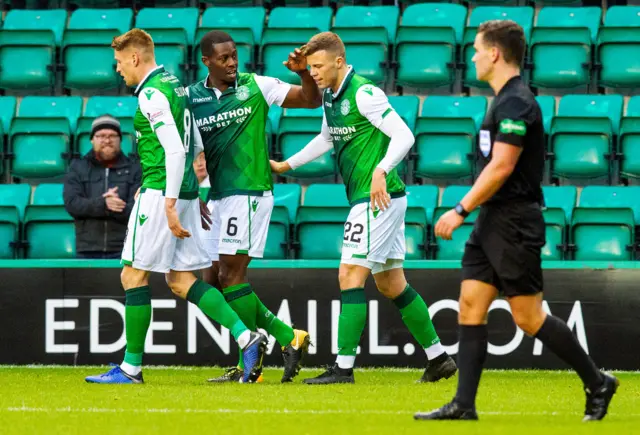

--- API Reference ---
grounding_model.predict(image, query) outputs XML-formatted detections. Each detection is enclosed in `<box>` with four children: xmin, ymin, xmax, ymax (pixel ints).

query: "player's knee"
<box><xmin>338</xmin><ymin>266</ymin><xmax>359</xmax><ymax>289</ymax></box>
<box><xmin>511</xmin><ymin>309</ymin><xmax>543</xmax><ymax>335</ymax></box>
<box><xmin>120</xmin><ymin>267</ymin><xmax>147</xmax><ymax>290</ymax></box>
<box><xmin>458</xmin><ymin>292</ymin><xmax>483</xmax><ymax>324</ymax></box>
<box><xmin>165</xmin><ymin>276</ymin><xmax>189</xmax><ymax>300</ymax></box>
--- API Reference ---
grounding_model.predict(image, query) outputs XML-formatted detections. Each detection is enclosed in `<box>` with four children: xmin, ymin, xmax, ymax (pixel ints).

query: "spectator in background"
<box><xmin>63</xmin><ymin>115</ymin><xmax>141</xmax><ymax>259</ymax></box>
<box><xmin>194</xmin><ymin>151</ymin><xmax>209</xmax><ymax>188</ymax></box>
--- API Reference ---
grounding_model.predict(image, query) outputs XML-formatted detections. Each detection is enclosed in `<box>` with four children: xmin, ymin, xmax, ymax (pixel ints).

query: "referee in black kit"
<box><xmin>414</xmin><ymin>20</ymin><xmax>618</xmax><ymax>422</ymax></box>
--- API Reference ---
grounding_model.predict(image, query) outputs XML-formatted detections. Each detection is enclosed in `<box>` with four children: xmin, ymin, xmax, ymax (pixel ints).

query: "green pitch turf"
<box><xmin>1</xmin><ymin>367</ymin><xmax>638</xmax><ymax>435</ymax></box>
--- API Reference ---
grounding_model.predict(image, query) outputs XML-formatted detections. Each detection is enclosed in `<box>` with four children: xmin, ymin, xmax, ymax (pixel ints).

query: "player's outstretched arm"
<box><xmin>270</xmin><ymin>115</ymin><xmax>333</xmax><ymax>174</ymax></box>
<box><xmin>191</xmin><ymin>122</ymin><xmax>212</xmax><ymax>231</ymax></box>
<box><xmin>138</xmin><ymin>87</ymin><xmax>190</xmax><ymax>239</ymax></box>
<box><xmin>281</xmin><ymin>48</ymin><xmax>322</xmax><ymax>109</ymax></box>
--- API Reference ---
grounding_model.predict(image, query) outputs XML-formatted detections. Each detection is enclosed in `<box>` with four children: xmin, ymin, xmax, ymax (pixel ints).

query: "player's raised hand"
<box><xmin>370</xmin><ymin>168</ymin><xmax>391</xmax><ymax>213</ymax></box>
<box><xmin>165</xmin><ymin>198</ymin><xmax>191</xmax><ymax>239</ymax></box>
<box><xmin>434</xmin><ymin>209</ymin><xmax>464</xmax><ymax>241</ymax></box>
<box><xmin>283</xmin><ymin>48</ymin><xmax>308</xmax><ymax>73</ymax></box>
<box><xmin>199</xmin><ymin>198</ymin><xmax>212</xmax><ymax>231</ymax></box>
<box><xmin>270</xmin><ymin>160</ymin><xmax>291</xmax><ymax>174</ymax></box>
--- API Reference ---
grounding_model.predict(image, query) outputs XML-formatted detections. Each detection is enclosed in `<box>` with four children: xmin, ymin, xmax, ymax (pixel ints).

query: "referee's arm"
<box><xmin>435</xmin><ymin>97</ymin><xmax>529</xmax><ymax>240</ymax></box>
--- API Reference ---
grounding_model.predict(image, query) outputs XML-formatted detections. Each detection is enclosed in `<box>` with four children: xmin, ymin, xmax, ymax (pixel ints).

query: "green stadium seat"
<box><xmin>0</xmin><ymin>184</ymin><xmax>30</xmax><ymax>259</ymax></box>
<box><xmin>267</xmin><ymin>105</ymin><xmax>283</xmax><ymax>152</ymax></box>
<box><xmin>0</xmin><ymin>97</ymin><xmax>17</xmax><ymax>135</ymax></box>
<box><xmin>333</xmin><ymin>6</ymin><xmax>398</xmax><ymax>86</ymax></box>
<box><xmin>406</xmin><ymin>184</ymin><xmax>439</xmax><ymax>226</ymax></box>
<box><xmin>580</xmin><ymin>186</ymin><xmax>640</xmax><ymax>223</ymax></box>
<box><xmin>388</xmin><ymin>96</ymin><xmax>419</xmax><ymax>177</ymax></box>
<box><xmin>24</xmin><ymin>184</ymin><xmax>75</xmax><ymax>259</ymax></box>
<box><xmin>75</xmin><ymin>117</ymin><xmax>135</xmax><ymax>157</ymax></box>
<box><xmin>264</xmin><ymin>184</ymin><xmax>302</xmax><ymax>260</ymax></box>
<box><xmin>529</xmin><ymin>7</ymin><xmax>600</xmax><ymax>89</ymax></box>
<box><xmin>432</xmin><ymin>185</ymin><xmax>478</xmax><ymax>260</ymax></box>
<box><xmin>542</xmin><ymin>207</ymin><xmax>566</xmax><ymax>260</ymax></box>
<box><xmin>62</xmin><ymin>9</ymin><xmax>133</xmax><ymax>91</ymax></box>
<box><xmin>295</xmin><ymin>184</ymin><xmax>349</xmax><ymax>259</ymax></box>
<box><xmin>414</xmin><ymin>96</ymin><xmax>486</xmax><ymax>180</ymax></box>
<box><xmin>542</xmin><ymin>185</ymin><xmax>576</xmax><ymax>260</ymax></box>
<box><xmin>332</xmin><ymin>27</ymin><xmax>388</xmax><ymax>86</ymax></box>
<box><xmin>406</xmin><ymin>184</ymin><xmax>439</xmax><ymax>260</ymax></box>
<box><xmin>10</xmin><ymin>97</ymin><xmax>82</xmax><ymax>179</ymax></box>
<box><xmin>277</xmin><ymin>108</ymin><xmax>334</xmax><ymax>179</ymax></box>
<box><xmin>136</xmin><ymin>8</ymin><xmax>200</xmax><ymax>83</ymax></box>
<box><xmin>542</xmin><ymin>185</ymin><xmax>577</xmax><ymax>223</ymax></box>
<box><xmin>84</xmin><ymin>96</ymin><xmax>138</xmax><ymax>118</ymax></box>
<box><xmin>19</xmin><ymin>96</ymin><xmax>83</xmax><ymax>130</ymax></box>
<box><xmin>395</xmin><ymin>3</ymin><xmax>466</xmax><ymax>88</ymax></box>
<box><xmin>260</xmin><ymin>7</ymin><xmax>332</xmax><ymax>85</ymax></box>
<box><xmin>569</xmin><ymin>186</ymin><xmax>640</xmax><ymax>261</ymax></box>
<box><xmin>463</xmin><ymin>7</ymin><xmax>534</xmax><ymax>88</ymax></box>
<box><xmin>334</xmin><ymin>6</ymin><xmax>399</xmax><ymax>42</ymax></box>
<box><xmin>0</xmin><ymin>10</ymin><xmax>65</xmax><ymax>91</ymax></box>
<box><xmin>196</xmin><ymin>7</ymin><xmax>266</xmax><ymax>80</ymax></box>
<box><xmin>597</xmin><ymin>6</ymin><xmax>640</xmax><ymax>88</ymax></box>
<box><xmin>550</xmin><ymin>95</ymin><xmax>623</xmax><ymax>181</ymax></box>
<box><xmin>535</xmin><ymin>95</ymin><xmax>556</xmax><ymax>134</ymax></box>
<box><xmin>273</xmin><ymin>183</ymin><xmax>302</xmax><ymax>223</ymax></box>
<box><xmin>619</xmin><ymin>96</ymin><xmax>640</xmax><ymax>180</ymax></box>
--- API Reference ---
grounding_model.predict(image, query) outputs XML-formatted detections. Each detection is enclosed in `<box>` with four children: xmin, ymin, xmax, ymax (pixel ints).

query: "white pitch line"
<box><xmin>4</xmin><ymin>407</ymin><xmax>638</xmax><ymax>417</ymax></box>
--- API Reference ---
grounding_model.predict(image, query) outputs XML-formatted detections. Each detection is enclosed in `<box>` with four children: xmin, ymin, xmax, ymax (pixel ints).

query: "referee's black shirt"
<box><xmin>478</xmin><ymin>76</ymin><xmax>544</xmax><ymax>206</ymax></box>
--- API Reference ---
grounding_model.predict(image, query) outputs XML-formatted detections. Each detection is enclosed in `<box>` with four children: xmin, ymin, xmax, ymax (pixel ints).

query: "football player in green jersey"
<box><xmin>188</xmin><ymin>30</ymin><xmax>321</xmax><ymax>383</ymax></box>
<box><xmin>271</xmin><ymin>32</ymin><xmax>458</xmax><ymax>384</ymax></box>
<box><xmin>86</xmin><ymin>29</ymin><xmax>267</xmax><ymax>385</ymax></box>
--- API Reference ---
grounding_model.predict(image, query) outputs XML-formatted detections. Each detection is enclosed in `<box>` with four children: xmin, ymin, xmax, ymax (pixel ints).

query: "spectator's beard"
<box><xmin>96</xmin><ymin>146</ymin><xmax>120</xmax><ymax>165</ymax></box>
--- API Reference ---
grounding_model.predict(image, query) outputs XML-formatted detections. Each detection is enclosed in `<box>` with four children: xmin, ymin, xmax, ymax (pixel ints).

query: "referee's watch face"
<box><xmin>472</xmin><ymin>33</ymin><xmax>497</xmax><ymax>82</ymax></box>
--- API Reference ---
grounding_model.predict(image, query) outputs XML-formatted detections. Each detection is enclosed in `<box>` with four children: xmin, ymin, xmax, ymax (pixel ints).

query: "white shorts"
<box><xmin>341</xmin><ymin>195</ymin><xmax>407</xmax><ymax>274</ymax></box>
<box><xmin>203</xmin><ymin>193</ymin><xmax>274</xmax><ymax>262</ymax></box>
<box><xmin>121</xmin><ymin>188</ymin><xmax>211</xmax><ymax>273</ymax></box>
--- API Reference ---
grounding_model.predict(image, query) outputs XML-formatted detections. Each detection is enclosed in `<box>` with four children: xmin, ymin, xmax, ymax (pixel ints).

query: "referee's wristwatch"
<box><xmin>454</xmin><ymin>202</ymin><xmax>469</xmax><ymax>218</ymax></box>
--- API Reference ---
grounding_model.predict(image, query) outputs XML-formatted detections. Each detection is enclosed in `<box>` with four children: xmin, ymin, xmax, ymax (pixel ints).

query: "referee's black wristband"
<box><xmin>454</xmin><ymin>203</ymin><xmax>470</xmax><ymax>218</ymax></box>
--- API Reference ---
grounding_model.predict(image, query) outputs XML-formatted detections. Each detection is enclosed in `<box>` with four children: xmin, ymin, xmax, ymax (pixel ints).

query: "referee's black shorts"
<box><xmin>461</xmin><ymin>201</ymin><xmax>545</xmax><ymax>297</ymax></box>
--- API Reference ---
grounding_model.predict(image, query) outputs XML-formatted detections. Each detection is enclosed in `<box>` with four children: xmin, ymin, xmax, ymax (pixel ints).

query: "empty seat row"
<box><xmin>0</xmin><ymin>96</ymin><xmax>138</xmax><ymax>178</ymax></box>
<box><xmin>0</xmin><ymin>183</ymin><xmax>74</xmax><ymax>259</ymax></box>
<box><xmin>269</xmin><ymin>95</ymin><xmax>640</xmax><ymax>184</ymax></box>
<box><xmin>197</xmin><ymin>183</ymin><xmax>640</xmax><ymax>261</ymax></box>
<box><xmin>3</xmin><ymin>6</ymin><xmax>640</xmax><ymax>92</ymax></box>
<box><xmin>2</xmin><ymin>182</ymin><xmax>639</xmax><ymax>261</ymax></box>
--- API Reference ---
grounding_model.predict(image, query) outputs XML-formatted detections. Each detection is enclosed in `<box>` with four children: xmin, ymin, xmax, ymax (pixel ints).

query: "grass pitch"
<box><xmin>1</xmin><ymin>367</ymin><xmax>639</xmax><ymax>435</ymax></box>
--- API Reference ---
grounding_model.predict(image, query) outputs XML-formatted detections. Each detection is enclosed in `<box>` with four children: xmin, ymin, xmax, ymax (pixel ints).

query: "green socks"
<box><xmin>187</xmin><ymin>279</ymin><xmax>248</xmax><ymax>342</ymax></box>
<box><xmin>337</xmin><ymin>287</ymin><xmax>367</xmax><ymax>366</ymax></box>
<box><xmin>255</xmin><ymin>295</ymin><xmax>295</xmax><ymax>346</ymax></box>
<box><xmin>223</xmin><ymin>283</ymin><xmax>296</xmax><ymax>370</ymax></box>
<box><xmin>122</xmin><ymin>286</ymin><xmax>152</xmax><ymax>368</ymax></box>
<box><xmin>393</xmin><ymin>284</ymin><xmax>441</xmax><ymax>349</ymax></box>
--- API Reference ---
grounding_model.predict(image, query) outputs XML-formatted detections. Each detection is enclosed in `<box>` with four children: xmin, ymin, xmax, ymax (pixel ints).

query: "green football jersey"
<box><xmin>134</xmin><ymin>66</ymin><xmax>198</xmax><ymax>199</ymax></box>
<box><xmin>188</xmin><ymin>72</ymin><xmax>290</xmax><ymax>200</ymax></box>
<box><xmin>323</xmin><ymin>68</ymin><xmax>405</xmax><ymax>205</ymax></box>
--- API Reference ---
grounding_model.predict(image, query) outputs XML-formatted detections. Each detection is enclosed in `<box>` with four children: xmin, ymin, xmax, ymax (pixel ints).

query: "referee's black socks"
<box><xmin>454</xmin><ymin>325</ymin><xmax>488</xmax><ymax>409</ymax></box>
<box><xmin>534</xmin><ymin>315</ymin><xmax>604</xmax><ymax>391</ymax></box>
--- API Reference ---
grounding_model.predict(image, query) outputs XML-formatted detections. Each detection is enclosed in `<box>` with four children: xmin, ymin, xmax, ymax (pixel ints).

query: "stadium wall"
<box><xmin>1</xmin><ymin>260</ymin><xmax>638</xmax><ymax>370</ymax></box>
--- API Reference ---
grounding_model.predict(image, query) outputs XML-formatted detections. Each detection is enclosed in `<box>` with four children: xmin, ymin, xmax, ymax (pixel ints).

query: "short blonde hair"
<box><xmin>301</xmin><ymin>32</ymin><xmax>346</xmax><ymax>60</ymax></box>
<box><xmin>112</xmin><ymin>28</ymin><xmax>154</xmax><ymax>58</ymax></box>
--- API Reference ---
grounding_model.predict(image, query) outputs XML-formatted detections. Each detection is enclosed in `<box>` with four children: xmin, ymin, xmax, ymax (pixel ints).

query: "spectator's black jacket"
<box><xmin>63</xmin><ymin>151</ymin><xmax>141</xmax><ymax>254</ymax></box>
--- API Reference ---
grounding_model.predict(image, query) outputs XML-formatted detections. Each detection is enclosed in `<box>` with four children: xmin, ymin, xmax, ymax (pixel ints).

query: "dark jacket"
<box><xmin>63</xmin><ymin>151</ymin><xmax>142</xmax><ymax>254</ymax></box>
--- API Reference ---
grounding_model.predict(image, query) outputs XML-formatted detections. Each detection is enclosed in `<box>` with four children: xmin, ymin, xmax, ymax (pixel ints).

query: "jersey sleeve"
<box><xmin>494</xmin><ymin>96</ymin><xmax>534</xmax><ymax>148</ymax></box>
<box><xmin>254</xmin><ymin>74</ymin><xmax>293</xmax><ymax>107</ymax></box>
<box><xmin>137</xmin><ymin>87</ymin><xmax>177</xmax><ymax>132</ymax></box>
<box><xmin>355</xmin><ymin>84</ymin><xmax>394</xmax><ymax>129</ymax></box>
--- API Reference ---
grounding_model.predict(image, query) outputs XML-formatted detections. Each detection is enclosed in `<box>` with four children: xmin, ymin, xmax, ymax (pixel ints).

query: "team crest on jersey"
<box><xmin>479</xmin><ymin>130</ymin><xmax>492</xmax><ymax>157</ymax></box>
<box><xmin>340</xmin><ymin>99</ymin><xmax>351</xmax><ymax>116</ymax></box>
<box><xmin>236</xmin><ymin>85</ymin><xmax>250</xmax><ymax>101</ymax></box>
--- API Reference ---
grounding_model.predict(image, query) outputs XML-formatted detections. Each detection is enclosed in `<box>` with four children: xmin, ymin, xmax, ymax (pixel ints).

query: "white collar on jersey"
<box><xmin>332</xmin><ymin>65</ymin><xmax>354</xmax><ymax>99</ymax></box>
<box><xmin>134</xmin><ymin>64</ymin><xmax>164</xmax><ymax>94</ymax></box>
<box><xmin>203</xmin><ymin>74</ymin><xmax>238</xmax><ymax>96</ymax></box>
